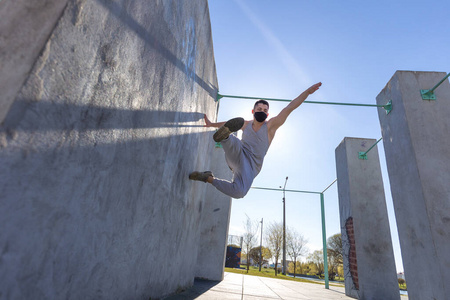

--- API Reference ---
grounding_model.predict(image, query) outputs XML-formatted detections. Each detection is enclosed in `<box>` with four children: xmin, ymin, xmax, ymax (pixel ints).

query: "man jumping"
<box><xmin>189</xmin><ymin>82</ymin><xmax>322</xmax><ymax>198</ymax></box>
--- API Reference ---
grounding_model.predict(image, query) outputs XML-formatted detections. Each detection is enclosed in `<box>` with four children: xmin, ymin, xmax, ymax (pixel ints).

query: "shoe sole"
<box><xmin>189</xmin><ymin>171</ymin><xmax>213</xmax><ymax>182</ymax></box>
<box><xmin>213</xmin><ymin>117</ymin><xmax>244</xmax><ymax>142</ymax></box>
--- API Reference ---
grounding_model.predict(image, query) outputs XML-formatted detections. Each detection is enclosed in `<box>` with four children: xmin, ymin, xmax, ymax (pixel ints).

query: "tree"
<box><xmin>327</xmin><ymin>233</ymin><xmax>343</xmax><ymax>264</ymax></box>
<box><xmin>308</xmin><ymin>262</ymin><xmax>318</xmax><ymax>275</ymax></box>
<box><xmin>266</xmin><ymin>222</ymin><xmax>283</xmax><ymax>276</ymax></box>
<box><xmin>302</xmin><ymin>262</ymin><xmax>311</xmax><ymax>275</ymax></box>
<box><xmin>290</xmin><ymin>261</ymin><xmax>310</xmax><ymax>275</ymax></box>
<box><xmin>286</xmin><ymin>228</ymin><xmax>308</xmax><ymax>278</ymax></box>
<box><xmin>248</xmin><ymin>246</ymin><xmax>271</xmax><ymax>268</ymax></box>
<box><xmin>307</xmin><ymin>250</ymin><xmax>324</xmax><ymax>277</ymax></box>
<box><xmin>327</xmin><ymin>233</ymin><xmax>343</xmax><ymax>281</ymax></box>
<box><xmin>288</xmin><ymin>261</ymin><xmax>303</xmax><ymax>274</ymax></box>
<box><xmin>242</xmin><ymin>216</ymin><xmax>259</xmax><ymax>273</ymax></box>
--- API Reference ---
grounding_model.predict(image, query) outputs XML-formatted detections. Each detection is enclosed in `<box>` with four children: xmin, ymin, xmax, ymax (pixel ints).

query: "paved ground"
<box><xmin>164</xmin><ymin>272</ymin><xmax>354</xmax><ymax>300</ymax></box>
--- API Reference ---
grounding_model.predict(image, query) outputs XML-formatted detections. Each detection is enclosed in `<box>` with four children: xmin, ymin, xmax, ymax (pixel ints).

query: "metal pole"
<box><xmin>217</xmin><ymin>94</ymin><xmax>393</xmax><ymax>114</ymax></box>
<box><xmin>282</xmin><ymin>177</ymin><xmax>288</xmax><ymax>275</ymax></box>
<box><xmin>420</xmin><ymin>72</ymin><xmax>450</xmax><ymax>100</ymax></box>
<box><xmin>217</xmin><ymin>93</ymin><xmax>387</xmax><ymax>108</ymax></box>
<box><xmin>320</xmin><ymin>193</ymin><xmax>329</xmax><ymax>289</ymax></box>
<box><xmin>429</xmin><ymin>72</ymin><xmax>450</xmax><ymax>93</ymax></box>
<box><xmin>252</xmin><ymin>186</ymin><xmax>321</xmax><ymax>194</ymax></box>
<box><xmin>321</xmin><ymin>179</ymin><xmax>337</xmax><ymax>194</ymax></box>
<box><xmin>358</xmin><ymin>137</ymin><xmax>383</xmax><ymax>160</ymax></box>
<box><xmin>250</xmin><ymin>180</ymin><xmax>336</xmax><ymax>287</ymax></box>
<box><xmin>259</xmin><ymin>218</ymin><xmax>263</xmax><ymax>272</ymax></box>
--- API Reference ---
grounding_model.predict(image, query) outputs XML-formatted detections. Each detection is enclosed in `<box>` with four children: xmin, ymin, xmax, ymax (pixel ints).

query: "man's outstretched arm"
<box><xmin>204</xmin><ymin>114</ymin><xmax>250</xmax><ymax>130</ymax></box>
<box><xmin>268</xmin><ymin>82</ymin><xmax>322</xmax><ymax>131</ymax></box>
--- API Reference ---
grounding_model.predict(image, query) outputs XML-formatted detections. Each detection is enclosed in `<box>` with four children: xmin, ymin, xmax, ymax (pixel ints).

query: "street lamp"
<box><xmin>259</xmin><ymin>218</ymin><xmax>263</xmax><ymax>272</ymax></box>
<box><xmin>281</xmin><ymin>176</ymin><xmax>288</xmax><ymax>275</ymax></box>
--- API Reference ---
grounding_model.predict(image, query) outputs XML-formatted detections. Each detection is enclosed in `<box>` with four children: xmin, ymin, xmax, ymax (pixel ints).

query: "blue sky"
<box><xmin>208</xmin><ymin>0</ymin><xmax>450</xmax><ymax>272</ymax></box>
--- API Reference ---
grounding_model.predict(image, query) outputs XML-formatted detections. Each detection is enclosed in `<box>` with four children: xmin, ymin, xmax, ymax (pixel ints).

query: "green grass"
<box><xmin>225</xmin><ymin>266</ymin><xmax>344</xmax><ymax>288</ymax></box>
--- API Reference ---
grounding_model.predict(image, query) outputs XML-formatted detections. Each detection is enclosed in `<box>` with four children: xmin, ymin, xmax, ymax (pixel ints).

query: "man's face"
<box><xmin>252</xmin><ymin>103</ymin><xmax>269</xmax><ymax>115</ymax></box>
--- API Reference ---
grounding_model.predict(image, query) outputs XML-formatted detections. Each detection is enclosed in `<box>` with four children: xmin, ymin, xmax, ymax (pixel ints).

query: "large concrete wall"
<box><xmin>335</xmin><ymin>137</ymin><xmax>399</xmax><ymax>300</ymax></box>
<box><xmin>377</xmin><ymin>71</ymin><xmax>450</xmax><ymax>300</ymax></box>
<box><xmin>0</xmin><ymin>0</ymin><xmax>229</xmax><ymax>299</ymax></box>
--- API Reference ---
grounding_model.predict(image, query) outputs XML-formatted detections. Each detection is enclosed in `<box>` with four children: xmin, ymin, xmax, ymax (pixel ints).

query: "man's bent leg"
<box><xmin>210</xmin><ymin>161</ymin><xmax>254</xmax><ymax>199</ymax></box>
<box><xmin>220</xmin><ymin>134</ymin><xmax>243</xmax><ymax>171</ymax></box>
<box><xmin>209</xmin><ymin>133</ymin><xmax>255</xmax><ymax>198</ymax></box>
<box><xmin>211</xmin><ymin>178</ymin><xmax>248</xmax><ymax>199</ymax></box>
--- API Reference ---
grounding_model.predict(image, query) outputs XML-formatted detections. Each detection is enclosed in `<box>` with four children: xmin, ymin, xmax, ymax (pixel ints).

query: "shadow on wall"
<box><xmin>95</xmin><ymin>0</ymin><xmax>216</xmax><ymax>100</ymax></box>
<box><xmin>2</xmin><ymin>99</ymin><xmax>206</xmax><ymax>131</ymax></box>
<box><xmin>0</xmin><ymin>126</ymin><xmax>212</xmax><ymax>298</ymax></box>
<box><xmin>0</xmin><ymin>100</ymin><xmax>215</xmax><ymax>299</ymax></box>
<box><xmin>0</xmin><ymin>98</ymin><xmax>211</xmax><ymax>202</ymax></box>
<box><xmin>0</xmin><ymin>98</ymin><xmax>213</xmax><ymax>194</ymax></box>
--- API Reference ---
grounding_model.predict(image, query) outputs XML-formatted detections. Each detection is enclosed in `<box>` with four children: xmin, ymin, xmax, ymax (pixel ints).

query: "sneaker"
<box><xmin>213</xmin><ymin>117</ymin><xmax>244</xmax><ymax>142</ymax></box>
<box><xmin>189</xmin><ymin>171</ymin><xmax>213</xmax><ymax>183</ymax></box>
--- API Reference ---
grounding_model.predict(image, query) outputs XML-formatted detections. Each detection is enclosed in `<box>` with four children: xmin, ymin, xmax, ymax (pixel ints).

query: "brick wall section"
<box><xmin>346</xmin><ymin>217</ymin><xmax>359</xmax><ymax>290</ymax></box>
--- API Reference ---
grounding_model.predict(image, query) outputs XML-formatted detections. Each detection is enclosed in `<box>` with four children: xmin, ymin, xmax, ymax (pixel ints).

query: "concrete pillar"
<box><xmin>195</xmin><ymin>145</ymin><xmax>232</xmax><ymax>281</ymax></box>
<box><xmin>377</xmin><ymin>71</ymin><xmax>450</xmax><ymax>300</ymax></box>
<box><xmin>0</xmin><ymin>0</ymin><xmax>219</xmax><ymax>299</ymax></box>
<box><xmin>335</xmin><ymin>137</ymin><xmax>399</xmax><ymax>300</ymax></box>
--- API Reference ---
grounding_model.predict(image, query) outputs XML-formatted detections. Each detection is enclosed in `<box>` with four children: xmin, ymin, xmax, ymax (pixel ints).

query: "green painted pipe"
<box><xmin>429</xmin><ymin>73</ymin><xmax>450</xmax><ymax>93</ymax></box>
<box><xmin>251</xmin><ymin>186</ymin><xmax>321</xmax><ymax>195</ymax></box>
<box><xmin>358</xmin><ymin>137</ymin><xmax>382</xmax><ymax>160</ymax></box>
<box><xmin>320</xmin><ymin>193</ymin><xmax>329</xmax><ymax>289</ymax></box>
<box><xmin>217</xmin><ymin>93</ymin><xmax>388</xmax><ymax>109</ymax></box>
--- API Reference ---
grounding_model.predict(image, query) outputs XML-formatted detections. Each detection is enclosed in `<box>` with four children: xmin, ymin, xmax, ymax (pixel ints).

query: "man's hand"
<box><xmin>204</xmin><ymin>114</ymin><xmax>213</xmax><ymax>127</ymax></box>
<box><xmin>307</xmin><ymin>82</ymin><xmax>322</xmax><ymax>95</ymax></box>
<box><xmin>203</xmin><ymin>114</ymin><xmax>227</xmax><ymax>128</ymax></box>
<box><xmin>267</xmin><ymin>81</ymin><xmax>323</xmax><ymax>138</ymax></box>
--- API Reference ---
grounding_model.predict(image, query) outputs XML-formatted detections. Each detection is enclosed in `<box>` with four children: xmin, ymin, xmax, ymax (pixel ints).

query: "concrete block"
<box><xmin>377</xmin><ymin>71</ymin><xmax>450</xmax><ymax>300</ymax></box>
<box><xmin>335</xmin><ymin>137</ymin><xmax>399</xmax><ymax>300</ymax></box>
<box><xmin>195</xmin><ymin>146</ymin><xmax>233</xmax><ymax>281</ymax></box>
<box><xmin>0</xmin><ymin>0</ymin><xmax>221</xmax><ymax>299</ymax></box>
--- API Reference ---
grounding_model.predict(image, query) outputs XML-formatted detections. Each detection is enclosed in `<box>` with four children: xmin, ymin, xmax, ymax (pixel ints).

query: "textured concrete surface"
<box><xmin>195</xmin><ymin>145</ymin><xmax>233</xmax><ymax>281</ymax></box>
<box><xmin>0</xmin><ymin>0</ymin><xmax>227</xmax><ymax>299</ymax></box>
<box><xmin>335</xmin><ymin>137</ymin><xmax>399</xmax><ymax>300</ymax></box>
<box><xmin>0</xmin><ymin>0</ymin><xmax>70</xmax><ymax>124</ymax></box>
<box><xmin>377</xmin><ymin>71</ymin><xmax>450</xmax><ymax>300</ymax></box>
<box><xmin>165</xmin><ymin>272</ymin><xmax>355</xmax><ymax>300</ymax></box>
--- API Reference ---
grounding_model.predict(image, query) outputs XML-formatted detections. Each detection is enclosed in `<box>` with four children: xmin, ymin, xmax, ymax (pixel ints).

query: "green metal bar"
<box><xmin>320</xmin><ymin>178</ymin><xmax>336</xmax><ymax>289</ymax></box>
<box><xmin>320</xmin><ymin>193</ymin><xmax>329</xmax><ymax>289</ymax></box>
<box><xmin>218</xmin><ymin>93</ymin><xmax>388</xmax><ymax>108</ymax></box>
<box><xmin>429</xmin><ymin>73</ymin><xmax>450</xmax><ymax>93</ymax></box>
<box><xmin>421</xmin><ymin>72</ymin><xmax>450</xmax><ymax>100</ymax></box>
<box><xmin>251</xmin><ymin>186</ymin><xmax>321</xmax><ymax>195</ymax></box>
<box><xmin>252</xmin><ymin>185</ymin><xmax>331</xmax><ymax>289</ymax></box>
<box><xmin>358</xmin><ymin>137</ymin><xmax>382</xmax><ymax>160</ymax></box>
